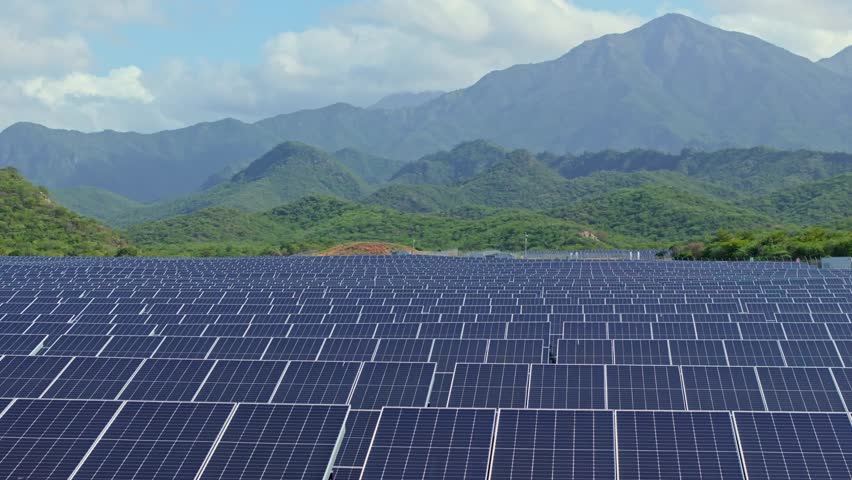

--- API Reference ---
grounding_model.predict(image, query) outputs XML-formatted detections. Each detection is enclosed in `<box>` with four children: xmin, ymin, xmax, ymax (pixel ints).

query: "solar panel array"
<box><xmin>0</xmin><ymin>255</ymin><xmax>851</xmax><ymax>479</ymax></box>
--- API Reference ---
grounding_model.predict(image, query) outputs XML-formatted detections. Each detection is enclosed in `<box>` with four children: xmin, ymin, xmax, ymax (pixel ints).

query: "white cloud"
<box><xmin>0</xmin><ymin>24</ymin><xmax>91</xmax><ymax>74</ymax></box>
<box><xmin>705</xmin><ymin>0</ymin><xmax>852</xmax><ymax>59</ymax></box>
<box><xmin>21</xmin><ymin>66</ymin><xmax>155</xmax><ymax>108</ymax></box>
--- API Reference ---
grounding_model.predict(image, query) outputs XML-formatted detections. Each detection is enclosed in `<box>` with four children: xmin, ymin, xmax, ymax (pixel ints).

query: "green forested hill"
<box><xmin>0</xmin><ymin>168</ymin><xmax>127</xmax><ymax>256</ymax></box>
<box><xmin>110</xmin><ymin>142</ymin><xmax>367</xmax><ymax>226</ymax></box>
<box><xmin>126</xmin><ymin>196</ymin><xmax>628</xmax><ymax>256</ymax></box>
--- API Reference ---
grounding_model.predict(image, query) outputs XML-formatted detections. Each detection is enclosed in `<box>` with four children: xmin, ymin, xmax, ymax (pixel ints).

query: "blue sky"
<box><xmin>1</xmin><ymin>0</ymin><xmax>850</xmax><ymax>132</ymax></box>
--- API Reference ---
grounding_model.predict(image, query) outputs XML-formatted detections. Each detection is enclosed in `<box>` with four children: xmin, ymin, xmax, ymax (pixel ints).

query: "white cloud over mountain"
<box><xmin>0</xmin><ymin>0</ymin><xmax>850</xmax><ymax>132</ymax></box>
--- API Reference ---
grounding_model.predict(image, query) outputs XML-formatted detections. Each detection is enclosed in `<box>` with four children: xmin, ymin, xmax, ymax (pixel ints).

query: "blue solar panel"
<box><xmin>527</xmin><ymin>364</ymin><xmax>606</xmax><ymax>409</ymax></box>
<box><xmin>779</xmin><ymin>341</ymin><xmax>843</xmax><ymax>367</ymax></box>
<box><xmin>486</xmin><ymin>339</ymin><xmax>543</xmax><ymax>363</ymax></box>
<box><xmin>200</xmin><ymin>404</ymin><xmax>348</xmax><ymax>480</ymax></box>
<box><xmin>669</xmin><ymin>340</ymin><xmax>728</xmax><ymax>366</ymax></box>
<box><xmin>429</xmin><ymin>339</ymin><xmax>487</xmax><ymax>372</ymax></box>
<box><xmin>271</xmin><ymin>360</ymin><xmax>360</xmax><ymax>404</ymax></box>
<box><xmin>207</xmin><ymin>337</ymin><xmax>271</xmax><ymax>360</ymax></box>
<box><xmin>558</xmin><ymin>339</ymin><xmax>613</xmax><ymax>364</ymax></box>
<box><xmin>152</xmin><ymin>336</ymin><xmax>217</xmax><ymax>359</ymax></box>
<box><xmin>607</xmin><ymin>366</ymin><xmax>685</xmax><ymax>410</ymax></box>
<box><xmin>74</xmin><ymin>401</ymin><xmax>232</xmax><ymax>479</ymax></box>
<box><xmin>0</xmin><ymin>399</ymin><xmax>120</xmax><ymax>479</ymax></box>
<box><xmin>361</xmin><ymin>408</ymin><xmax>495</xmax><ymax>480</ymax></box>
<box><xmin>0</xmin><ymin>355</ymin><xmax>71</xmax><ymax>397</ymax></box>
<box><xmin>193</xmin><ymin>360</ymin><xmax>288</xmax><ymax>403</ymax></box>
<box><xmin>492</xmin><ymin>410</ymin><xmax>614</xmax><ymax>480</ymax></box>
<box><xmin>448</xmin><ymin>363</ymin><xmax>528</xmax><ymax>408</ymax></box>
<box><xmin>681</xmin><ymin>366</ymin><xmax>765</xmax><ymax>411</ymax></box>
<box><xmin>735</xmin><ymin>412</ymin><xmax>852</xmax><ymax>479</ymax></box>
<box><xmin>99</xmin><ymin>335</ymin><xmax>166</xmax><ymax>358</ymax></box>
<box><xmin>756</xmin><ymin>367</ymin><xmax>845</xmax><ymax>412</ymax></box>
<box><xmin>318</xmin><ymin>338</ymin><xmax>378</xmax><ymax>361</ymax></box>
<box><xmin>43</xmin><ymin>357</ymin><xmax>142</xmax><ymax>400</ymax></box>
<box><xmin>349</xmin><ymin>362</ymin><xmax>436</xmax><ymax>409</ymax></box>
<box><xmin>617</xmin><ymin>411</ymin><xmax>744</xmax><ymax>479</ymax></box>
<box><xmin>335</xmin><ymin>409</ymin><xmax>381</xmax><ymax>468</ymax></box>
<box><xmin>373</xmin><ymin>339</ymin><xmax>433</xmax><ymax>362</ymax></box>
<box><xmin>119</xmin><ymin>359</ymin><xmax>213</xmax><ymax>401</ymax></box>
<box><xmin>428</xmin><ymin>373</ymin><xmax>453</xmax><ymax>408</ymax></box>
<box><xmin>724</xmin><ymin>340</ymin><xmax>786</xmax><ymax>366</ymax></box>
<box><xmin>614</xmin><ymin>340</ymin><xmax>670</xmax><ymax>365</ymax></box>
<box><xmin>262</xmin><ymin>337</ymin><xmax>323</xmax><ymax>361</ymax></box>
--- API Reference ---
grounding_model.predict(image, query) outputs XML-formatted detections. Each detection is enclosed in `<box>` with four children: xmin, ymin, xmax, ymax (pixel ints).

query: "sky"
<box><xmin>1</xmin><ymin>0</ymin><xmax>851</xmax><ymax>133</ymax></box>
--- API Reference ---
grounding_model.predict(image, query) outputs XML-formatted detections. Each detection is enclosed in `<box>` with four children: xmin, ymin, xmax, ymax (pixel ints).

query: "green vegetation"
<box><xmin>126</xmin><ymin>196</ymin><xmax>631</xmax><ymax>256</ymax></box>
<box><xmin>51</xmin><ymin>186</ymin><xmax>142</xmax><ymax>224</ymax></box>
<box><xmin>673</xmin><ymin>229</ymin><xmax>852</xmax><ymax>261</ymax></box>
<box><xmin>0</xmin><ymin>168</ymin><xmax>127</xmax><ymax>256</ymax></box>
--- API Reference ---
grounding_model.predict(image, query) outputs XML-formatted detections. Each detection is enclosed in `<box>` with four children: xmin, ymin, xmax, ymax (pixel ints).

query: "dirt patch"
<box><xmin>317</xmin><ymin>242</ymin><xmax>417</xmax><ymax>256</ymax></box>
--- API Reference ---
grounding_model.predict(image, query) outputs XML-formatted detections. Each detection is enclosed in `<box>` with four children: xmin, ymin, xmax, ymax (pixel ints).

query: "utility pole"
<box><xmin>524</xmin><ymin>233</ymin><xmax>529</xmax><ymax>259</ymax></box>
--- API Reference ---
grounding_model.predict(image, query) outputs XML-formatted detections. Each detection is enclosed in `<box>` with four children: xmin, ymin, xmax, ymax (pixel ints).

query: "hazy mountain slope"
<box><xmin>369</xmin><ymin>91</ymin><xmax>446</xmax><ymax>110</ymax></box>
<box><xmin>51</xmin><ymin>186</ymin><xmax>142</xmax><ymax>223</ymax></box>
<box><xmin>333</xmin><ymin>149</ymin><xmax>408</xmax><ymax>184</ymax></box>
<box><xmin>5</xmin><ymin>14</ymin><xmax>852</xmax><ymax>201</ymax></box>
<box><xmin>819</xmin><ymin>46</ymin><xmax>852</xmax><ymax>77</ymax></box>
<box><xmin>0</xmin><ymin>168</ymin><xmax>126</xmax><ymax>255</ymax></box>
<box><xmin>0</xmin><ymin>119</ymin><xmax>281</xmax><ymax>202</ymax></box>
<box><xmin>390</xmin><ymin>140</ymin><xmax>508</xmax><ymax>185</ymax></box>
<box><xmin>115</xmin><ymin>142</ymin><xmax>367</xmax><ymax>226</ymax></box>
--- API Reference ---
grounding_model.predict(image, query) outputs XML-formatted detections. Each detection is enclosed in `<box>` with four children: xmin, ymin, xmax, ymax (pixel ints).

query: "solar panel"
<box><xmin>557</xmin><ymin>340</ymin><xmax>613</xmax><ymax>364</ymax></box>
<box><xmin>152</xmin><ymin>336</ymin><xmax>217</xmax><ymax>359</ymax></box>
<box><xmin>262</xmin><ymin>338</ymin><xmax>323</xmax><ymax>361</ymax></box>
<box><xmin>428</xmin><ymin>373</ymin><xmax>453</xmax><ymax>408</ymax></box>
<box><xmin>0</xmin><ymin>399</ymin><xmax>120</xmax><ymax>479</ymax></box>
<box><xmin>349</xmin><ymin>362</ymin><xmax>436</xmax><ymax>409</ymax></box>
<box><xmin>617</xmin><ymin>411</ymin><xmax>744</xmax><ymax>479</ymax></box>
<box><xmin>486</xmin><ymin>339</ymin><xmax>544</xmax><ymax>364</ymax></box>
<box><xmin>669</xmin><ymin>340</ymin><xmax>728</xmax><ymax>366</ymax></box>
<box><xmin>199</xmin><ymin>404</ymin><xmax>348</xmax><ymax>480</ymax></box>
<box><xmin>361</xmin><ymin>407</ymin><xmax>495</xmax><ymax>480</ymax></box>
<box><xmin>779</xmin><ymin>341</ymin><xmax>843</xmax><ymax>367</ymax></box>
<box><xmin>42</xmin><ymin>356</ymin><xmax>142</xmax><ymax>400</ymax></box>
<box><xmin>735</xmin><ymin>412</ymin><xmax>852</xmax><ymax>479</ymax></box>
<box><xmin>118</xmin><ymin>359</ymin><xmax>213</xmax><ymax>401</ymax></box>
<box><xmin>335</xmin><ymin>409</ymin><xmax>381</xmax><ymax>468</ymax></box>
<box><xmin>0</xmin><ymin>355</ymin><xmax>71</xmax><ymax>397</ymax></box>
<box><xmin>756</xmin><ymin>367</ymin><xmax>845</xmax><ymax>412</ymax></box>
<box><xmin>681</xmin><ymin>366</ymin><xmax>765</xmax><ymax>411</ymax></box>
<box><xmin>430</xmin><ymin>339</ymin><xmax>487</xmax><ymax>372</ymax></box>
<box><xmin>373</xmin><ymin>339</ymin><xmax>433</xmax><ymax>362</ymax></box>
<box><xmin>193</xmin><ymin>360</ymin><xmax>288</xmax><ymax>403</ymax></box>
<box><xmin>527</xmin><ymin>364</ymin><xmax>606</xmax><ymax>409</ymax></box>
<box><xmin>614</xmin><ymin>340</ymin><xmax>670</xmax><ymax>365</ymax></box>
<box><xmin>271</xmin><ymin>360</ymin><xmax>360</xmax><ymax>404</ymax></box>
<box><xmin>607</xmin><ymin>365</ymin><xmax>685</xmax><ymax>410</ymax></box>
<box><xmin>724</xmin><ymin>340</ymin><xmax>786</xmax><ymax>366</ymax></box>
<box><xmin>491</xmin><ymin>409</ymin><xmax>615</xmax><ymax>480</ymax></box>
<box><xmin>318</xmin><ymin>338</ymin><xmax>378</xmax><ymax>361</ymax></box>
<box><xmin>448</xmin><ymin>363</ymin><xmax>528</xmax><ymax>408</ymax></box>
<box><xmin>207</xmin><ymin>337</ymin><xmax>271</xmax><ymax>360</ymax></box>
<box><xmin>73</xmin><ymin>401</ymin><xmax>231</xmax><ymax>479</ymax></box>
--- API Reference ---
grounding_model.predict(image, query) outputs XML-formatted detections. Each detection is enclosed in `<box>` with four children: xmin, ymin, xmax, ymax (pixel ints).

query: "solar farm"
<box><xmin>0</xmin><ymin>256</ymin><xmax>851</xmax><ymax>479</ymax></box>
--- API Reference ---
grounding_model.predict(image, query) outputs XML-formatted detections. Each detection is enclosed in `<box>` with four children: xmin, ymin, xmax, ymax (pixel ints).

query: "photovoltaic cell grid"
<box><xmin>0</xmin><ymin>256</ymin><xmax>851</xmax><ymax>479</ymax></box>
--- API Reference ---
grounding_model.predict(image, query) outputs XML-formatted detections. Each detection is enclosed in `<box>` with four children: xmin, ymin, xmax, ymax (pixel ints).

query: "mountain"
<box><xmin>369</xmin><ymin>91</ymin><xmax>446</xmax><ymax>110</ymax></box>
<box><xmin>547</xmin><ymin>184</ymin><xmax>779</xmax><ymax>242</ymax></box>
<box><xmin>51</xmin><ymin>187</ymin><xmax>142</xmax><ymax>223</ymax></box>
<box><xmin>756</xmin><ymin>173</ymin><xmax>852</xmax><ymax>226</ymax></box>
<box><xmin>125</xmin><ymin>196</ymin><xmax>622</xmax><ymax>256</ymax></box>
<box><xmin>332</xmin><ymin>149</ymin><xmax>407</xmax><ymax>185</ymax></box>
<box><xmin>5</xmin><ymin>14</ymin><xmax>852</xmax><ymax>201</ymax></box>
<box><xmin>0</xmin><ymin>168</ymin><xmax>126</xmax><ymax>256</ymax></box>
<box><xmin>819</xmin><ymin>46</ymin><xmax>852</xmax><ymax>77</ymax></box>
<box><xmin>114</xmin><ymin>142</ymin><xmax>367</xmax><ymax>226</ymax></box>
<box><xmin>390</xmin><ymin>140</ymin><xmax>509</xmax><ymax>185</ymax></box>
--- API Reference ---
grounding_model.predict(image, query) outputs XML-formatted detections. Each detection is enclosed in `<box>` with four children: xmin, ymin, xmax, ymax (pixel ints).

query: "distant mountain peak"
<box><xmin>819</xmin><ymin>45</ymin><xmax>852</xmax><ymax>77</ymax></box>
<box><xmin>234</xmin><ymin>141</ymin><xmax>334</xmax><ymax>182</ymax></box>
<box><xmin>369</xmin><ymin>91</ymin><xmax>446</xmax><ymax>110</ymax></box>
